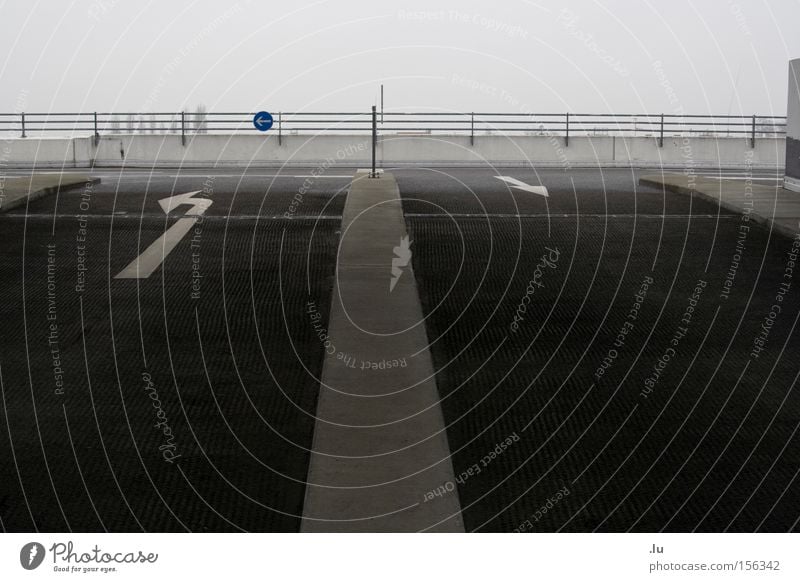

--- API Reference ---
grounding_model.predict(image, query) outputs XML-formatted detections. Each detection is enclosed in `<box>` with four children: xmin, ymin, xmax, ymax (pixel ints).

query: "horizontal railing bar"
<box><xmin>0</xmin><ymin>111</ymin><xmax>788</xmax><ymax>141</ymax></box>
<box><xmin>1</xmin><ymin>126</ymin><xmax>786</xmax><ymax>132</ymax></box>
<box><xmin>3</xmin><ymin>112</ymin><xmax>788</xmax><ymax>118</ymax></box>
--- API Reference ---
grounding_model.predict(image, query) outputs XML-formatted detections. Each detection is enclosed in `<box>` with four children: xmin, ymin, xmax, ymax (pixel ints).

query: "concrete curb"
<box><xmin>639</xmin><ymin>174</ymin><xmax>799</xmax><ymax>240</ymax></box>
<box><xmin>0</xmin><ymin>176</ymin><xmax>101</xmax><ymax>213</ymax></box>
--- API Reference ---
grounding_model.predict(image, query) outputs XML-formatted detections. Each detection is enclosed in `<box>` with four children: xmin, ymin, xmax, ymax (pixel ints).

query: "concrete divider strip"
<box><xmin>301</xmin><ymin>171</ymin><xmax>463</xmax><ymax>532</ymax></box>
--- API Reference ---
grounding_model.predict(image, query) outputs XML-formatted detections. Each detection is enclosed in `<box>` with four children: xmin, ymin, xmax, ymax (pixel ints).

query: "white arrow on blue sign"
<box><xmin>253</xmin><ymin>111</ymin><xmax>274</xmax><ymax>132</ymax></box>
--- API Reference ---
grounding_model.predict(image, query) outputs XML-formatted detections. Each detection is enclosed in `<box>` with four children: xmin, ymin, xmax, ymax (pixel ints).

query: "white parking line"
<box><xmin>702</xmin><ymin>176</ymin><xmax>782</xmax><ymax>181</ymax></box>
<box><xmin>293</xmin><ymin>175</ymin><xmax>352</xmax><ymax>179</ymax></box>
<box><xmin>161</xmin><ymin>174</ymin><xmax>352</xmax><ymax>179</ymax></box>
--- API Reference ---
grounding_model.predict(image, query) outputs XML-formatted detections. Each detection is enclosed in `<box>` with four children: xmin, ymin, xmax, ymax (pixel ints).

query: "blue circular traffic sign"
<box><xmin>253</xmin><ymin>111</ymin><xmax>273</xmax><ymax>132</ymax></box>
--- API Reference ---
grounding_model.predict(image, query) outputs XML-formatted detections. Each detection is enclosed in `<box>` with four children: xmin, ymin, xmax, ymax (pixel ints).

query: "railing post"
<box><xmin>181</xmin><ymin>111</ymin><xmax>186</xmax><ymax>146</ymax></box>
<box><xmin>565</xmin><ymin>112</ymin><xmax>570</xmax><ymax>147</ymax></box>
<box><xmin>659</xmin><ymin>113</ymin><xmax>664</xmax><ymax>147</ymax></box>
<box><xmin>751</xmin><ymin>114</ymin><xmax>756</xmax><ymax>148</ymax></box>
<box><xmin>470</xmin><ymin>112</ymin><xmax>474</xmax><ymax>146</ymax></box>
<box><xmin>370</xmin><ymin>105</ymin><xmax>378</xmax><ymax>178</ymax></box>
<box><xmin>278</xmin><ymin>112</ymin><xmax>282</xmax><ymax>146</ymax></box>
<box><xmin>20</xmin><ymin>112</ymin><xmax>26</xmax><ymax>138</ymax></box>
<box><xmin>93</xmin><ymin>111</ymin><xmax>99</xmax><ymax>146</ymax></box>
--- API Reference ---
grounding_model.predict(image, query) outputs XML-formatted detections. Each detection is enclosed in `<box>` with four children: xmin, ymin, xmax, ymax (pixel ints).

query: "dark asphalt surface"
<box><xmin>0</xmin><ymin>165</ymin><xmax>796</xmax><ymax>532</ymax></box>
<box><xmin>0</xmin><ymin>168</ymin><xmax>343</xmax><ymax>531</ymax></box>
<box><xmin>396</xmin><ymin>167</ymin><xmax>800</xmax><ymax>532</ymax></box>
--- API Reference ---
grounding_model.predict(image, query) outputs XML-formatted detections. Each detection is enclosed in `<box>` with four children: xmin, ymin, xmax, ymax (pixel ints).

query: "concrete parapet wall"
<box><xmin>0</xmin><ymin>136</ymin><xmax>90</xmax><ymax>167</ymax></box>
<box><xmin>379</xmin><ymin>134</ymin><xmax>613</xmax><ymax>165</ymax></box>
<box><xmin>93</xmin><ymin>134</ymin><xmax>374</xmax><ymax>167</ymax></box>
<box><xmin>0</xmin><ymin>133</ymin><xmax>787</xmax><ymax>169</ymax></box>
<box><xmin>615</xmin><ymin>136</ymin><xmax>784</xmax><ymax>167</ymax></box>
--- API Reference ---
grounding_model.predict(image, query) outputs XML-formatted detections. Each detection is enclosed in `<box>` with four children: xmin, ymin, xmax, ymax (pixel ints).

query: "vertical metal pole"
<box><xmin>20</xmin><ymin>112</ymin><xmax>26</xmax><ymax>138</ymax></box>
<box><xmin>94</xmin><ymin>111</ymin><xmax>99</xmax><ymax>146</ymax></box>
<box><xmin>181</xmin><ymin>111</ymin><xmax>186</xmax><ymax>146</ymax></box>
<box><xmin>278</xmin><ymin>112</ymin><xmax>282</xmax><ymax>146</ymax></box>
<box><xmin>751</xmin><ymin>114</ymin><xmax>756</xmax><ymax>148</ymax></box>
<box><xmin>565</xmin><ymin>112</ymin><xmax>570</xmax><ymax>147</ymax></box>
<box><xmin>370</xmin><ymin>105</ymin><xmax>377</xmax><ymax>178</ymax></box>
<box><xmin>380</xmin><ymin>85</ymin><xmax>384</xmax><ymax>124</ymax></box>
<box><xmin>470</xmin><ymin>112</ymin><xmax>474</xmax><ymax>146</ymax></box>
<box><xmin>659</xmin><ymin>113</ymin><xmax>664</xmax><ymax>147</ymax></box>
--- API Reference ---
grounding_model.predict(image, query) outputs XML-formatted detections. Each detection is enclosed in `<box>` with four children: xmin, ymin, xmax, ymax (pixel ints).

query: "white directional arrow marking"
<box><xmin>115</xmin><ymin>191</ymin><xmax>212</xmax><ymax>279</ymax></box>
<box><xmin>495</xmin><ymin>176</ymin><xmax>549</xmax><ymax>197</ymax></box>
<box><xmin>158</xmin><ymin>190</ymin><xmax>212</xmax><ymax>215</ymax></box>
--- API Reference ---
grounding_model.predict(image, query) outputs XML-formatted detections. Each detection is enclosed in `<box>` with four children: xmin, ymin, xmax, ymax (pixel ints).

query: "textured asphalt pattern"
<box><xmin>397</xmin><ymin>167</ymin><xmax>800</xmax><ymax>532</ymax></box>
<box><xmin>0</xmin><ymin>169</ymin><xmax>343</xmax><ymax>531</ymax></box>
<box><xmin>1</xmin><ymin>166</ymin><xmax>797</xmax><ymax>532</ymax></box>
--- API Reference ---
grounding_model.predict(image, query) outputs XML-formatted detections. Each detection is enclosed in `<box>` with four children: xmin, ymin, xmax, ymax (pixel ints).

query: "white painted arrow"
<box><xmin>115</xmin><ymin>191</ymin><xmax>212</xmax><ymax>279</ymax></box>
<box><xmin>158</xmin><ymin>190</ymin><xmax>212</xmax><ymax>215</ymax></box>
<box><xmin>495</xmin><ymin>176</ymin><xmax>549</xmax><ymax>197</ymax></box>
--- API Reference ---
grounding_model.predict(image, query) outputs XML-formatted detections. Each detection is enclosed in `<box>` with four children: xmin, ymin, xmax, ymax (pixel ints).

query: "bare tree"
<box><xmin>194</xmin><ymin>104</ymin><xmax>208</xmax><ymax>134</ymax></box>
<box><xmin>757</xmin><ymin>121</ymin><xmax>779</xmax><ymax>137</ymax></box>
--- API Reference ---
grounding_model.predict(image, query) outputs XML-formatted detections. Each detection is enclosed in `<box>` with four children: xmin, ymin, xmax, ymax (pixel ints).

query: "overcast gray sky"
<box><xmin>0</xmin><ymin>0</ymin><xmax>798</xmax><ymax>115</ymax></box>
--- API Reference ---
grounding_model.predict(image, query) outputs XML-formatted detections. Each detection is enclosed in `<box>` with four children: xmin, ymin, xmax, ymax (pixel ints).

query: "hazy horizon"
<box><xmin>0</xmin><ymin>0</ymin><xmax>798</xmax><ymax>116</ymax></box>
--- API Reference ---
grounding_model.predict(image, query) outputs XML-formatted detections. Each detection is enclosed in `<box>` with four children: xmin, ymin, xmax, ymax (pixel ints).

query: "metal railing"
<box><xmin>0</xmin><ymin>111</ymin><xmax>787</xmax><ymax>147</ymax></box>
